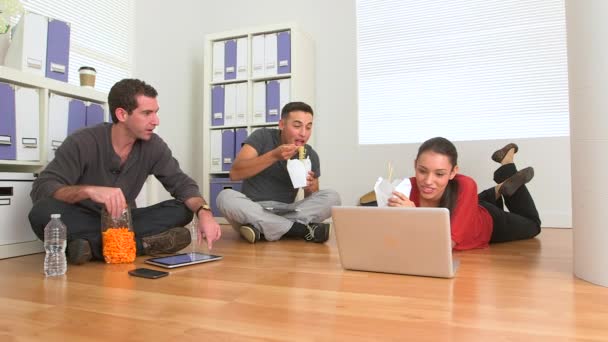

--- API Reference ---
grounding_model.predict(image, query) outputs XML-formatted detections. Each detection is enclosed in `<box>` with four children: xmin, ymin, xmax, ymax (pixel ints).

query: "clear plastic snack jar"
<box><xmin>101</xmin><ymin>207</ymin><xmax>136</xmax><ymax>263</ymax></box>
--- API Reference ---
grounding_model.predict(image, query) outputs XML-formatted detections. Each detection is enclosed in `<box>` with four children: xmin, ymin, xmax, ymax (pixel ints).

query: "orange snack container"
<box><xmin>101</xmin><ymin>207</ymin><xmax>136</xmax><ymax>263</ymax></box>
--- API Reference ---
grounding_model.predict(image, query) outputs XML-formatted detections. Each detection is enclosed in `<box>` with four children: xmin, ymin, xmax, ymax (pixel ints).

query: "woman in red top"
<box><xmin>388</xmin><ymin>137</ymin><xmax>541</xmax><ymax>250</ymax></box>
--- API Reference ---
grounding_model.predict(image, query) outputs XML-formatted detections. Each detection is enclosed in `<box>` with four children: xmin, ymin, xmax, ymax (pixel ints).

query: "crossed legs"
<box><xmin>478</xmin><ymin>144</ymin><xmax>541</xmax><ymax>243</ymax></box>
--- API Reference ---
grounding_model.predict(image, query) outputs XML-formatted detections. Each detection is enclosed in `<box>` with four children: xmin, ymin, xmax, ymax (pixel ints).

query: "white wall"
<box><xmin>134</xmin><ymin>0</ymin><xmax>572</xmax><ymax>228</ymax></box>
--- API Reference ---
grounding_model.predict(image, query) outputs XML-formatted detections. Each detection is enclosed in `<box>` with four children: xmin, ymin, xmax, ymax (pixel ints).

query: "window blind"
<box><xmin>357</xmin><ymin>0</ymin><xmax>569</xmax><ymax>144</ymax></box>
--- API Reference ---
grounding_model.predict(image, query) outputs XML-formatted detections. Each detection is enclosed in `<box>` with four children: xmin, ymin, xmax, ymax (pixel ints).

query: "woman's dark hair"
<box><xmin>416</xmin><ymin>137</ymin><xmax>459</xmax><ymax>213</ymax></box>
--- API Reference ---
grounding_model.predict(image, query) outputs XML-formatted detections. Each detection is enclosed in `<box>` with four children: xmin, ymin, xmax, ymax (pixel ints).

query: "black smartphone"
<box><xmin>128</xmin><ymin>268</ymin><xmax>169</xmax><ymax>279</ymax></box>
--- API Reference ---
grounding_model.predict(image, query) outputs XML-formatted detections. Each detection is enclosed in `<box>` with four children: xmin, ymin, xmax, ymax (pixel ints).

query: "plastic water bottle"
<box><xmin>44</xmin><ymin>214</ymin><xmax>67</xmax><ymax>277</ymax></box>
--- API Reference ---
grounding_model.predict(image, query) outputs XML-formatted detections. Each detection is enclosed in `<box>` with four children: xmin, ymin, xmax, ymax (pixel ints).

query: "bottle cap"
<box><xmin>51</xmin><ymin>214</ymin><xmax>61</xmax><ymax>219</ymax></box>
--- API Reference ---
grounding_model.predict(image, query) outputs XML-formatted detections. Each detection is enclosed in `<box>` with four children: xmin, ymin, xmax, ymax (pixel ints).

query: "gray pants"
<box><xmin>216</xmin><ymin>189</ymin><xmax>341</xmax><ymax>241</ymax></box>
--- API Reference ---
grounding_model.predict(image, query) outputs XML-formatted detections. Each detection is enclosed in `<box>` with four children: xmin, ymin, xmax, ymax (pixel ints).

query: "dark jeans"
<box><xmin>28</xmin><ymin>198</ymin><xmax>193</xmax><ymax>260</ymax></box>
<box><xmin>478</xmin><ymin>163</ymin><xmax>541</xmax><ymax>243</ymax></box>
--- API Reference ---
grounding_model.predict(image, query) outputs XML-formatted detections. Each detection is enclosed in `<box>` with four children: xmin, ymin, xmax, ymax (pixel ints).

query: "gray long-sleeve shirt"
<box><xmin>31</xmin><ymin>123</ymin><xmax>200</xmax><ymax>209</ymax></box>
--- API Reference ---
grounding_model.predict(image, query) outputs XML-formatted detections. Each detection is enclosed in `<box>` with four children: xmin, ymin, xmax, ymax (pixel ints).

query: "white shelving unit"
<box><xmin>0</xmin><ymin>65</ymin><xmax>107</xmax><ymax>169</ymax></box>
<box><xmin>0</xmin><ymin>65</ymin><xmax>107</xmax><ymax>258</ymax></box>
<box><xmin>202</xmin><ymin>23</ymin><xmax>315</xmax><ymax>219</ymax></box>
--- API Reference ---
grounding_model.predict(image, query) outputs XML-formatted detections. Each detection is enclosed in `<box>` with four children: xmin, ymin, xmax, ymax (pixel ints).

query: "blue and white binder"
<box><xmin>67</xmin><ymin>98</ymin><xmax>86</xmax><ymax>136</ymax></box>
<box><xmin>223</xmin><ymin>84</ymin><xmax>237</xmax><ymax>127</ymax></box>
<box><xmin>235</xmin><ymin>82</ymin><xmax>248</xmax><ymax>126</ymax></box>
<box><xmin>45</xmin><ymin>18</ymin><xmax>70</xmax><ymax>82</ymax></box>
<box><xmin>15</xmin><ymin>87</ymin><xmax>40</xmax><ymax>161</ymax></box>
<box><xmin>236</xmin><ymin>37</ymin><xmax>248</xmax><ymax>80</ymax></box>
<box><xmin>47</xmin><ymin>93</ymin><xmax>70</xmax><ymax>161</ymax></box>
<box><xmin>221</xmin><ymin>129</ymin><xmax>235</xmax><ymax>172</ymax></box>
<box><xmin>252</xmin><ymin>82</ymin><xmax>266</xmax><ymax>124</ymax></box>
<box><xmin>252</xmin><ymin>35</ymin><xmax>265</xmax><ymax>79</ymax></box>
<box><xmin>4</xmin><ymin>12</ymin><xmax>48</xmax><ymax>76</ymax></box>
<box><xmin>211</xmin><ymin>85</ymin><xmax>225</xmax><ymax>126</ymax></box>
<box><xmin>264</xmin><ymin>33</ymin><xmax>278</xmax><ymax>77</ymax></box>
<box><xmin>0</xmin><ymin>83</ymin><xmax>16</xmax><ymax>161</ymax></box>
<box><xmin>210</xmin><ymin>130</ymin><xmax>222</xmax><ymax>173</ymax></box>
<box><xmin>212</xmin><ymin>41</ymin><xmax>225</xmax><ymax>82</ymax></box>
<box><xmin>277</xmin><ymin>31</ymin><xmax>291</xmax><ymax>74</ymax></box>
<box><xmin>86</xmin><ymin>103</ymin><xmax>105</xmax><ymax>127</ymax></box>
<box><xmin>224</xmin><ymin>39</ymin><xmax>237</xmax><ymax>80</ymax></box>
<box><xmin>266</xmin><ymin>80</ymin><xmax>280</xmax><ymax>123</ymax></box>
<box><xmin>235</xmin><ymin>128</ymin><xmax>248</xmax><ymax>157</ymax></box>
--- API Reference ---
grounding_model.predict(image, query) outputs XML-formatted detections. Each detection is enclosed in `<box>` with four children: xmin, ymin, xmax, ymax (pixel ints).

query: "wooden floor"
<box><xmin>1</xmin><ymin>227</ymin><xmax>607</xmax><ymax>341</ymax></box>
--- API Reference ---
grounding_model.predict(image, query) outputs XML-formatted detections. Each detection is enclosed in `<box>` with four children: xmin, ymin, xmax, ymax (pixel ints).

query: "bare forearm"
<box><xmin>230</xmin><ymin>152</ymin><xmax>278</xmax><ymax>181</ymax></box>
<box><xmin>54</xmin><ymin>185</ymin><xmax>127</xmax><ymax>218</ymax></box>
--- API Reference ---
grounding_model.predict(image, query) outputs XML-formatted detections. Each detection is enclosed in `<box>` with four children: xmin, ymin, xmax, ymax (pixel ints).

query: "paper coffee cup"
<box><xmin>79</xmin><ymin>66</ymin><xmax>96</xmax><ymax>88</ymax></box>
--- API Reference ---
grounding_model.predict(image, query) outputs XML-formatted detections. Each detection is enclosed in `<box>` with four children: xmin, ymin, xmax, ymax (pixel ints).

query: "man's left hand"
<box><xmin>197</xmin><ymin>211</ymin><xmax>222</xmax><ymax>249</ymax></box>
<box><xmin>303</xmin><ymin>171</ymin><xmax>319</xmax><ymax>196</ymax></box>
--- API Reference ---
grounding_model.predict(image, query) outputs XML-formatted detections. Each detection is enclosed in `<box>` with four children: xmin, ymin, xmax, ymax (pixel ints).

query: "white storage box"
<box><xmin>0</xmin><ymin>172</ymin><xmax>42</xmax><ymax>258</ymax></box>
<box><xmin>4</xmin><ymin>12</ymin><xmax>48</xmax><ymax>76</ymax></box>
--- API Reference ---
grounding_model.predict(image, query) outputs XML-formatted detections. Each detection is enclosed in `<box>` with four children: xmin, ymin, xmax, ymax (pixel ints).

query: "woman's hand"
<box><xmin>387</xmin><ymin>191</ymin><xmax>416</xmax><ymax>207</ymax></box>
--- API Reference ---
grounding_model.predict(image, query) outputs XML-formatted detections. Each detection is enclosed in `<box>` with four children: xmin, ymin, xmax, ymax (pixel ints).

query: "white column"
<box><xmin>566</xmin><ymin>0</ymin><xmax>608</xmax><ymax>286</ymax></box>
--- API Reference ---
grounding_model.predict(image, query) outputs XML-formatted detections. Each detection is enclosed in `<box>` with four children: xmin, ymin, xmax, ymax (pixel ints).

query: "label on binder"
<box><xmin>22</xmin><ymin>138</ymin><xmax>38</xmax><ymax>147</ymax></box>
<box><xmin>50</xmin><ymin>63</ymin><xmax>66</xmax><ymax>73</ymax></box>
<box><xmin>27</xmin><ymin>57</ymin><xmax>42</xmax><ymax>69</ymax></box>
<box><xmin>0</xmin><ymin>136</ymin><xmax>11</xmax><ymax>145</ymax></box>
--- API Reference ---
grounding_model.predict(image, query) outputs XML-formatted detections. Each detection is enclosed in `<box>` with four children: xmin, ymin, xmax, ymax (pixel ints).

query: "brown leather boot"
<box><xmin>67</xmin><ymin>239</ymin><xmax>92</xmax><ymax>265</ymax></box>
<box><xmin>142</xmin><ymin>227</ymin><xmax>191</xmax><ymax>255</ymax></box>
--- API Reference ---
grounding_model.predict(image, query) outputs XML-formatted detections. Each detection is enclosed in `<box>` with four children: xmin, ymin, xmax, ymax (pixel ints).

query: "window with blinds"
<box><xmin>356</xmin><ymin>0</ymin><xmax>569</xmax><ymax>145</ymax></box>
<box><xmin>21</xmin><ymin>0</ymin><xmax>133</xmax><ymax>92</ymax></box>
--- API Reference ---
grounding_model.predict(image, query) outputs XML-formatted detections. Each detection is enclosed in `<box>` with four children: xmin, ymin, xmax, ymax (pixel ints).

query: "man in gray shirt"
<box><xmin>216</xmin><ymin>102</ymin><xmax>341</xmax><ymax>244</ymax></box>
<box><xmin>29</xmin><ymin>79</ymin><xmax>221</xmax><ymax>264</ymax></box>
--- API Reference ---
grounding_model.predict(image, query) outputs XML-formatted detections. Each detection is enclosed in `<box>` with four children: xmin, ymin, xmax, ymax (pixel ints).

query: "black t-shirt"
<box><xmin>241</xmin><ymin>128</ymin><xmax>320</xmax><ymax>203</ymax></box>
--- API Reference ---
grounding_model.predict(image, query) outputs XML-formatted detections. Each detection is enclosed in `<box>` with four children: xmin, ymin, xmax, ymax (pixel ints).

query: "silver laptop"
<box><xmin>331</xmin><ymin>206</ymin><xmax>459</xmax><ymax>278</ymax></box>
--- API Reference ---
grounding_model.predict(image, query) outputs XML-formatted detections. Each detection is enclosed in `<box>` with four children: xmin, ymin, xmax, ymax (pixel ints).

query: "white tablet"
<box><xmin>145</xmin><ymin>252</ymin><xmax>223</xmax><ymax>269</ymax></box>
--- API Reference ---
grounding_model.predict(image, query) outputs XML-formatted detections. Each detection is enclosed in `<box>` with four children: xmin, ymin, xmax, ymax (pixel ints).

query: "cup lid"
<box><xmin>78</xmin><ymin>66</ymin><xmax>97</xmax><ymax>72</ymax></box>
